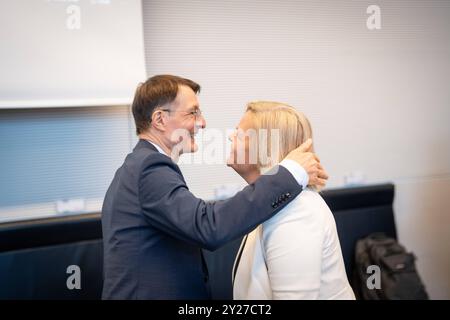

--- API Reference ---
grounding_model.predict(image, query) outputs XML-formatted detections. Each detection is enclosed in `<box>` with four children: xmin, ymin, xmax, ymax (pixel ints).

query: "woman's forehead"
<box><xmin>237</xmin><ymin>112</ymin><xmax>253</xmax><ymax>130</ymax></box>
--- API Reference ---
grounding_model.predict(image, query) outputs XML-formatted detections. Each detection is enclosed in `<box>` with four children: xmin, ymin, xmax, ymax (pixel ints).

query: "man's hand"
<box><xmin>285</xmin><ymin>139</ymin><xmax>329</xmax><ymax>189</ymax></box>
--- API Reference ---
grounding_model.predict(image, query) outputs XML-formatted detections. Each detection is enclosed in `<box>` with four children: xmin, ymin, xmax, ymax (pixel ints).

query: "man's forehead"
<box><xmin>173</xmin><ymin>85</ymin><xmax>199</xmax><ymax>109</ymax></box>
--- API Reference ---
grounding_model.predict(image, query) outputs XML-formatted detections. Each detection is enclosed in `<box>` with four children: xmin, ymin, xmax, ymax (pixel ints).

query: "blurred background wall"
<box><xmin>0</xmin><ymin>0</ymin><xmax>448</xmax><ymax>298</ymax></box>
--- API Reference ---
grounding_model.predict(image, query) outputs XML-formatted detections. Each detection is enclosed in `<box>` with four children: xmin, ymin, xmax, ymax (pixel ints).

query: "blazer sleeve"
<box><xmin>138</xmin><ymin>154</ymin><xmax>303</xmax><ymax>251</ymax></box>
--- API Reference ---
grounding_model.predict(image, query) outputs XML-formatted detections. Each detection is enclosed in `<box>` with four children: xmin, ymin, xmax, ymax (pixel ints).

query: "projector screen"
<box><xmin>0</xmin><ymin>0</ymin><xmax>146</xmax><ymax>108</ymax></box>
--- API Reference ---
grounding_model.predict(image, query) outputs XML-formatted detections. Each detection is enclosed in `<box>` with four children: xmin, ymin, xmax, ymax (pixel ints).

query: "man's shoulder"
<box><xmin>129</xmin><ymin>145</ymin><xmax>185</xmax><ymax>184</ymax></box>
<box><xmin>135</xmin><ymin>146</ymin><xmax>171</xmax><ymax>164</ymax></box>
<box><xmin>127</xmin><ymin>142</ymin><xmax>174</xmax><ymax>169</ymax></box>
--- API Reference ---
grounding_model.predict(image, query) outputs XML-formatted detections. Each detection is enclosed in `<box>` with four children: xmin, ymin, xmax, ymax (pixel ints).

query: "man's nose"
<box><xmin>197</xmin><ymin>115</ymin><xmax>206</xmax><ymax>129</ymax></box>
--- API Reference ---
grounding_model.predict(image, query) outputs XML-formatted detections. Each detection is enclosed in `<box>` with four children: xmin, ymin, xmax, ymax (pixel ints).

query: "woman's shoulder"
<box><xmin>285</xmin><ymin>187</ymin><xmax>331</xmax><ymax>216</ymax></box>
<box><xmin>262</xmin><ymin>187</ymin><xmax>332</xmax><ymax>228</ymax></box>
<box><xmin>297</xmin><ymin>188</ymin><xmax>330</xmax><ymax>209</ymax></box>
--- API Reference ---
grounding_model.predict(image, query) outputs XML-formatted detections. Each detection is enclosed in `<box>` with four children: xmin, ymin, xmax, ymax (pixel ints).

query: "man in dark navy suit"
<box><xmin>101</xmin><ymin>75</ymin><xmax>328</xmax><ymax>299</ymax></box>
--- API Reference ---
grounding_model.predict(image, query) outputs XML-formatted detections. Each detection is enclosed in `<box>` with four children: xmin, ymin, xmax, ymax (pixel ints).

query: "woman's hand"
<box><xmin>285</xmin><ymin>139</ymin><xmax>329</xmax><ymax>189</ymax></box>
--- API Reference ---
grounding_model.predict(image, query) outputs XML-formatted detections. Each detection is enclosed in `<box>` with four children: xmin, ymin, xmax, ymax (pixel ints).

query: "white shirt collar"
<box><xmin>146</xmin><ymin>140</ymin><xmax>169</xmax><ymax>157</ymax></box>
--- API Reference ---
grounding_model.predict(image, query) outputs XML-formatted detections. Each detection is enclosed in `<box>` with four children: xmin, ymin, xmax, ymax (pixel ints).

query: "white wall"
<box><xmin>142</xmin><ymin>0</ymin><xmax>450</xmax><ymax>298</ymax></box>
<box><xmin>0</xmin><ymin>0</ymin><xmax>146</xmax><ymax>108</ymax></box>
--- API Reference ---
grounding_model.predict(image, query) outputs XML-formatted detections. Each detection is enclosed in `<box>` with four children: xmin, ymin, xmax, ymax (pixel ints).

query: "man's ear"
<box><xmin>151</xmin><ymin>109</ymin><xmax>166</xmax><ymax>131</ymax></box>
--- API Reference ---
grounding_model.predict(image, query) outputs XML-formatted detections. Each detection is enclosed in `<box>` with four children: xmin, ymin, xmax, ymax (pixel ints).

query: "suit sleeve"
<box><xmin>139</xmin><ymin>154</ymin><xmax>303</xmax><ymax>251</ymax></box>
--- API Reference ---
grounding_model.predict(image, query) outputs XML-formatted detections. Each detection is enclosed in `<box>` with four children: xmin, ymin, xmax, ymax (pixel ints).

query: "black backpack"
<box><xmin>353</xmin><ymin>233</ymin><xmax>429</xmax><ymax>300</ymax></box>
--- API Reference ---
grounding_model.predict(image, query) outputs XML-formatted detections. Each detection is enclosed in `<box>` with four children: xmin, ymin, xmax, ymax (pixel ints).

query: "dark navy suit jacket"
<box><xmin>101</xmin><ymin>139</ymin><xmax>303</xmax><ymax>299</ymax></box>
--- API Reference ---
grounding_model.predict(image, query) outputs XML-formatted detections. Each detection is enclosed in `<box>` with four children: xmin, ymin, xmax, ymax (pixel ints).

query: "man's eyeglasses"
<box><xmin>160</xmin><ymin>108</ymin><xmax>203</xmax><ymax>119</ymax></box>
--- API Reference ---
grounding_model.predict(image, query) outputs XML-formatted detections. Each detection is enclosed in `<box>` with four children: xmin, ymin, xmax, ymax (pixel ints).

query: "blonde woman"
<box><xmin>227</xmin><ymin>101</ymin><xmax>355</xmax><ymax>300</ymax></box>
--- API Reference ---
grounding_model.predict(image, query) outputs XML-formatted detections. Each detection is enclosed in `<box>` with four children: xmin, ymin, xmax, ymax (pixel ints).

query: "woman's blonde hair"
<box><xmin>245</xmin><ymin>101</ymin><xmax>313</xmax><ymax>170</ymax></box>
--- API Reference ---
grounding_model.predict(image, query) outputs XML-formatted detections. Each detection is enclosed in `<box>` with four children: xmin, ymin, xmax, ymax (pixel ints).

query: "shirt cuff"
<box><xmin>279</xmin><ymin>159</ymin><xmax>309</xmax><ymax>189</ymax></box>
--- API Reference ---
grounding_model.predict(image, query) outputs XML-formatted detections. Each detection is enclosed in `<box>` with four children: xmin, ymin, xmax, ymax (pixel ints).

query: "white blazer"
<box><xmin>232</xmin><ymin>188</ymin><xmax>356</xmax><ymax>300</ymax></box>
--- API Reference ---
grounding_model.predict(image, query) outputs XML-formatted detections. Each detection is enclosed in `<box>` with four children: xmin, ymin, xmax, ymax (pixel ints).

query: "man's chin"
<box><xmin>172</xmin><ymin>138</ymin><xmax>198</xmax><ymax>155</ymax></box>
<box><xmin>190</xmin><ymin>142</ymin><xmax>198</xmax><ymax>153</ymax></box>
<box><xmin>181</xmin><ymin>140</ymin><xmax>198</xmax><ymax>154</ymax></box>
